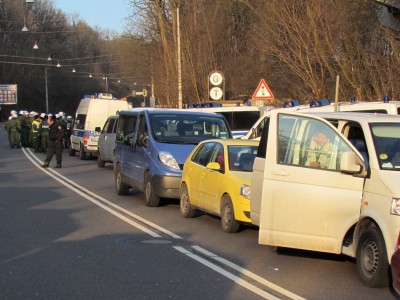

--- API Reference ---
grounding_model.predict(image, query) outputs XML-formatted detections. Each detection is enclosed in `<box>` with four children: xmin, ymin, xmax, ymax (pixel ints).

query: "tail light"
<box><xmin>83</xmin><ymin>133</ymin><xmax>89</xmax><ymax>145</ymax></box>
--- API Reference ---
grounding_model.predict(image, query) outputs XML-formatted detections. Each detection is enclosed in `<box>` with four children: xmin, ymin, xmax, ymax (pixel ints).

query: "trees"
<box><xmin>126</xmin><ymin>0</ymin><xmax>400</xmax><ymax>105</ymax></box>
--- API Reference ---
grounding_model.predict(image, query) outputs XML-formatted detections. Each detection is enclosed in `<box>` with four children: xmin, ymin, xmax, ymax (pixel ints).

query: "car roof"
<box><xmin>200</xmin><ymin>138</ymin><xmax>259</xmax><ymax>147</ymax></box>
<box><xmin>119</xmin><ymin>107</ymin><xmax>223</xmax><ymax>117</ymax></box>
<box><xmin>304</xmin><ymin>111</ymin><xmax>400</xmax><ymax>123</ymax></box>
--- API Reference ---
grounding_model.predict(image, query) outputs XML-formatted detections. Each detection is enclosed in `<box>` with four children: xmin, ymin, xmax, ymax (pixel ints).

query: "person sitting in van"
<box><xmin>305</xmin><ymin>131</ymin><xmax>333</xmax><ymax>169</ymax></box>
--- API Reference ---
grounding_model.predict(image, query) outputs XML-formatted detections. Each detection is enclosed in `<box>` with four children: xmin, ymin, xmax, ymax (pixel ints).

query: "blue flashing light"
<box><xmin>284</xmin><ymin>99</ymin><xmax>300</xmax><ymax>108</ymax></box>
<box><xmin>84</xmin><ymin>95</ymin><xmax>92</xmax><ymax>99</ymax></box>
<box><xmin>246</xmin><ymin>100</ymin><xmax>252</xmax><ymax>106</ymax></box>
<box><xmin>384</xmin><ymin>95</ymin><xmax>390</xmax><ymax>103</ymax></box>
<box><xmin>319</xmin><ymin>99</ymin><xmax>331</xmax><ymax>106</ymax></box>
<box><xmin>350</xmin><ymin>96</ymin><xmax>356</xmax><ymax>103</ymax></box>
<box><xmin>310</xmin><ymin>99</ymin><xmax>331</xmax><ymax>108</ymax></box>
<box><xmin>310</xmin><ymin>100</ymin><xmax>321</xmax><ymax>108</ymax></box>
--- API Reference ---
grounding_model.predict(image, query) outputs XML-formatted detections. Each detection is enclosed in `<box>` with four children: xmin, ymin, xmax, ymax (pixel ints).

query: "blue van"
<box><xmin>114</xmin><ymin>108</ymin><xmax>232</xmax><ymax>206</ymax></box>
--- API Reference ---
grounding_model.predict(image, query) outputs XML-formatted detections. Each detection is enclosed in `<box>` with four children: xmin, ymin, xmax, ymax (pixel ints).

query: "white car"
<box><xmin>251</xmin><ymin>110</ymin><xmax>400</xmax><ymax>288</ymax></box>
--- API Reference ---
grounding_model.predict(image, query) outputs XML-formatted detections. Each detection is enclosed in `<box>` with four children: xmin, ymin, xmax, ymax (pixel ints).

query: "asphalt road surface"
<box><xmin>0</xmin><ymin>125</ymin><xmax>398</xmax><ymax>299</ymax></box>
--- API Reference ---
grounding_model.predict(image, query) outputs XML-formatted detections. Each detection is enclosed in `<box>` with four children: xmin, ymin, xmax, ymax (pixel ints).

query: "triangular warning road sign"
<box><xmin>252</xmin><ymin>79</ymin><xmax>274</xmax><ymax>100</ymax></box>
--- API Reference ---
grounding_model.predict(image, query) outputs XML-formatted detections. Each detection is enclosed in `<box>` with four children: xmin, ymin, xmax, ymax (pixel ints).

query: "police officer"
<box><xmin>65</xmin><ymin>115</ymin><xmax>73</xmax><ymax>148</ymax></box>
<box><xmin>31</xmin><ymin>114</ymin><xmax>42</xmax><ymax>153</ymax></box>
<box><xmin>39</xmin><ymin>113</ymin><xmax>50</xmax><ymax>153</ymax></box>
<box><xmin>41</xmin><ymin>114</ymin><xmax>64</xmax><ymax>168</ymax></box>
<box><xmin>8</xmin><ymin>112</ymin><xmax>21</xmax><ymax>148</ymax></box>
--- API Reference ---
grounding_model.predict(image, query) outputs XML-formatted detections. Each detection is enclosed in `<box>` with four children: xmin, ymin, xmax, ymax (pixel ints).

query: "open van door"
<box><xmin>252</xmin><ymin>111</ymin><xmax>366</xmax><ymax>254</ymax></box>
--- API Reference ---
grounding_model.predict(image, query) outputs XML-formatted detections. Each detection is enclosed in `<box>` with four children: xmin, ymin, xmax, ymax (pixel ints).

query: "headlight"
<box><xmin>159</xmin><ymin>151</ymin><xmax>180</xmax><ymax>170</ymax></box>
<box><xmin>240</xmin><ymin>184</ymin><xmax>251</xmax><ymax>200</ymax></box>
<box><xmin>391</xmin><ymin>198</ymin><xmax>400</xmax><ymax>216</ymax></box>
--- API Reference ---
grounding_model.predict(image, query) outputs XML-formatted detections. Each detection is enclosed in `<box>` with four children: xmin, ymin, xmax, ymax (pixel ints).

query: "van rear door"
<box><xmin>254</xmin><ymin>111</ymin><xmax>365</xmax><ymax>254</ymax></box>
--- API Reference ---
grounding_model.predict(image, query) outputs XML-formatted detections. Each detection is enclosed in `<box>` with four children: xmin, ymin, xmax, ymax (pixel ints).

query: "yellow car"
<box><xmin>180</xmin><ymin>139</ymin><xmax>259</xmax><ymax>233</ymax></box>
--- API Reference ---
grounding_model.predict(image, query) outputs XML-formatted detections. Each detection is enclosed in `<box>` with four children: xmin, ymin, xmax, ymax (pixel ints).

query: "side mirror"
<box><xmin>206</xmin><ymin>162</ymin><xmax>221</xmax><ymax>171</ymax></box>
<box><xmin>340</xmin><ymin>151</ymin><xmax>366</xmax><ymax>176</ymax></box>
<box><xmin>95</xmin><ymin>126</ymin><xmax>101</xmax><ymax>132</ymax></box>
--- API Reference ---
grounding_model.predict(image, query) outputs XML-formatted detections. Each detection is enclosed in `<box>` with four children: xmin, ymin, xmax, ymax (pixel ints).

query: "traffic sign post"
<box><xmin>252</xmin><ymin>79</ymin><xmax>274</xmax><ymax>100</ymax></box>
<box><xmin>208</xmin><ymin>71</ymin><xmax>224</xmax><ymax>101</ymax></box>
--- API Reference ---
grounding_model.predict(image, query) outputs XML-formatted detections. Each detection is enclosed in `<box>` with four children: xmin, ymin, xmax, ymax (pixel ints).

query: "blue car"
<box><xmin>114</xmin><ymin>108</ymin><xmax>232</xmax><ymax>207</ymax></box>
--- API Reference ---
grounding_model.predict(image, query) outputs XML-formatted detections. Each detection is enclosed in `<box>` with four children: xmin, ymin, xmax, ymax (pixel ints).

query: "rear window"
<box><xmin>74</xmin><ymin>114</ymin><xmax>86</xmax><ymax>130</ymax></box>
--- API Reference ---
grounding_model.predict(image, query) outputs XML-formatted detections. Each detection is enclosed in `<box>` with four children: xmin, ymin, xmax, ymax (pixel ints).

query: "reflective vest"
<box><xmin>32</xmin><ymin>120</ymin><xmax>41</xmax><ymax>133</ymax></box>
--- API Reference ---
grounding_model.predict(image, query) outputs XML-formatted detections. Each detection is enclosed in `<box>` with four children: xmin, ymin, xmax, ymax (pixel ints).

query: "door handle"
<box><xmin>272</xmin><ymin>169</ymin><xmax>288</xmax><ymax>176</ymax></box>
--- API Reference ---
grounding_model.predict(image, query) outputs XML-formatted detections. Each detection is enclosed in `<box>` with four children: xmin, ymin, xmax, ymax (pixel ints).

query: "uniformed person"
<box><xmin>41</xmin><ymin>114</ymin><xmax>64</xmax><ymax>168</ymax></box>
<box><xmin>65</xmin><ymin>115</ymin><xmax>73</xmax><ymax>148</ymax></box>
<box><xmin>31</xmin><ymin>114</ymin><xmax>42</xmax><ymax>153</ymax></box>
<box><xmin>5</xmin><ymin>116</ymin><xmax>11</xmax><ymax>146</ymax></box>
<box><xmin>8</xmin><ymin>112</ymin><xmax>21</xmax><ymax>148</ymax></box>
<box><xmin>39</xmin><ymin>114</ymin><xmax>50</xmax><ymax>153</ymax></box>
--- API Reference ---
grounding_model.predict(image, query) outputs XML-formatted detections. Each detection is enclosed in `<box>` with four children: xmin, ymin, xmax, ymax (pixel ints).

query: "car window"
<box><xmin>277</xmin><ymin>114</ymin><xmax>353</xmax><ymax>171</ymax></box>
<box><xmin>108</xmin><ymin>117</ymin><xmax>117</xmax><ymax>133</ymax></box>
<box><xmin>228</xmin><ymin>145</ymin><xmax>258</xmax><ymax>172</ymax></box>
<box><xmin>102</xmin><ymin>118</ymin><xmax>110</xmax><ymax>132</ymax></box>
<box><xmin>370</xmin><ymin>123</ymin><xmax>400</xmax><ymax>170</ymax></box>
<box><xmin>74</xmin><ymin>114</ymin><xmax>86</xmax><ymax>130</ymax></box>
<box><xmin>257</xmin><ymin>117</ymin><xmax>270</xmax><ymax>158</ymax></box>
<box><xmin>116</xmin><ymin>114</ymin><xmax>137</xmax><ymax>144</ymax></box>
<box><xmin>192</xmin><ymin>142</ymin><xmax>216</xmax><ymax>166</ymax></box>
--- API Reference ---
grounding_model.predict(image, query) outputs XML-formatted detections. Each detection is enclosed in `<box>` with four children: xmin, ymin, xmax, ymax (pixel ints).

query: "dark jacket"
<box><xmin>49</xmin><ymin>120</ymin><xmax>64</xmax><ymax>142</ymax></box>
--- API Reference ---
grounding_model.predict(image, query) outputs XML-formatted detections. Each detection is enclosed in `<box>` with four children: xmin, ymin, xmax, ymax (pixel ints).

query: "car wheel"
<box><xmin>97</xmin><ymin>151</ymin><xmax>105</xmax><ymax>168</ymax></box>
<box><xmin>144</xmin><ymin>172</ymin><xmax>160</xmax><ymax>207</ymax></box>
<box><xmin>79</xmin><ymin>144</ymin><xmax>86</xmax><ymax>160</ymax></box>
<box><xmin>356</xmin><ymin>227</ymin><xmax>389</xmax><ymax>287</ymax></box>
<box><xmin>180</xmin><ymin>183</ymin><xmax>196</xmax><ymax>218</ymax></box>
<box><xmin>69</xmin><ymin>146</ymin><xmax>76</xmax><ymax>156</ymax></box>
<box><xmin>220</xmin><ymin>194</ymin><xmax>240</xmax><ymax>233</ymax></box>
<box><xmin>115</xmin><ymin>164</ymin><xmax>129</xmax><ymax>195</ymax></box>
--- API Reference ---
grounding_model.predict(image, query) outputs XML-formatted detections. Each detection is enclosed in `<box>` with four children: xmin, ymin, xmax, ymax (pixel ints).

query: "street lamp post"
<box><xmin>45</xmin><ymin>67</ymin><xmax>48</xmax><ymax>113</ymax></box>
<box><xmin>103</xmin><ymin>76</ymin><xmax>108</xmax><ymax>93</ymax></box>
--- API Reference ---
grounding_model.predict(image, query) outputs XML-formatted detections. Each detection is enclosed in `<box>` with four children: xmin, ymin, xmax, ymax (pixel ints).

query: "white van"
<box><xmin>69</xmin><ymin>93</ymin><xmax>132</xmax><ymax>160</ymax></box>
<box><xmin>186</xmin><ymin>105</ymin><xmax>269</xmax><ymax>138</ymax></box>
<box><xmin>244</xmin><ymin>100</ymin><xmax>400</xmax><ymax>140</ymax></box>
<box><xmin>251</xmin><ymin>110</ymin><xmax>400</xmax><ymax>288</ymax></box>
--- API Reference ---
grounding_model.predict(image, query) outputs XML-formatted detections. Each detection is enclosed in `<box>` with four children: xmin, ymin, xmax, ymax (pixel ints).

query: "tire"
<box><xmin>79</xmin><ymin>144</ymin><xmax>87</xmax><ymax>160</ymax></box>
<box><xmin>356</xmin><ymin>227</ymin><xmax>390</xmax><ymax>287</ymax></box>
<box><xmin>220</xmin><ymin>194</ymin><xmax>240</xmax><ymax>233</ymax></box>
<box><xmin>180</xmin><ymin>183</ymin><xmax>196</xmax><ymax>218</ymax></box>
<box><xmin>69</xmin><ymin>146</ymin><xmax>76</xmax><ymax>156</ymax></box>
<box><xmin>144</xmin><ymin>172</ymin><xmax>160</xmax><ymax>207</ymax></box>
<box><xmin>115</xmin><ymin>164</ymin><xmax>129</xmax><ymax>195</ymax></box>
<box><xmin>97</xmin><ymin>151</ymin><xmax>105</xmax><ymax>168</ymax></box>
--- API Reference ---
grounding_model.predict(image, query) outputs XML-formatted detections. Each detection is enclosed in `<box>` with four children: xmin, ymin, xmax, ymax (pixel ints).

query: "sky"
<box><xmin>54</xmin><ymin>0</ymin><xmax>131</xmax><ymax>34</ymax></box>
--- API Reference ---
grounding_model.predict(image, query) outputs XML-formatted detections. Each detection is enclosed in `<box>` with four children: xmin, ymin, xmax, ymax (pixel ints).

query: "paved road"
<box><xmin>0</xmin><ymin>125</ymin><xmax>397</xmax><ymax>299</ymax></box>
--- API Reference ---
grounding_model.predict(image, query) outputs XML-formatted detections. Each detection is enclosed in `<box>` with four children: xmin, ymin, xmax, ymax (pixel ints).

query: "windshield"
<box><xmin>371</xmin><ymin>123</ymin><xmax>400</xmax><ymax>170</ymax></box>
<box><xmin>149</xmin><ymin>114</ymin><xmax>230</xmax><ymax>144</ymax></box>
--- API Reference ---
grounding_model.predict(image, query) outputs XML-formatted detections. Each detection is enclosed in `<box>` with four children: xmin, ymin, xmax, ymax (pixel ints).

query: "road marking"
<box><xmin>23</xmin><ymin>147</ymin><xmax>304</xmax><ymax>300</ymax></box>
<box><xmin>191</xmin><ymin>245</ymin><xmax>306</xmax><ymax>300</ymax></box>
<box><xmin>174</xmin><ymin>246</ymin><xmax>281</xmax><ymax>300</ymax></box>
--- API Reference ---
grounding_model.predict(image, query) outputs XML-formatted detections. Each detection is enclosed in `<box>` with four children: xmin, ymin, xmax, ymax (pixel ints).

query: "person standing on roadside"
<box><xmin>39</xmin><ymin>114</ymin><xmax>49</xmax><ymax>153</ymax></box>
<box><xmin>8</xmin><ymin>112</ymin><xmax>21</xmax><ymax>148</ymax></box>
<box><xmin>5</xmin><ymin>116</ymin><xmax>11</xmax><ymax>146</ymax></box>
<box><xmin>41</xmin><ymin>114</ymin><xmax>64</xmax><ymax>168</ymax></box>
<box><xmin>31</xmin><ymin>114</ymin><xmax>42</xmax><ymax>153</ymax></box>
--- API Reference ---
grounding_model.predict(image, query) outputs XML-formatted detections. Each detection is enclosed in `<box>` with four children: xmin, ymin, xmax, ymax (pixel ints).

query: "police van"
<box><xmin>243</xmin><ymin>99</ymin><xmax>400</xmax><ymax>140</ymax></box>
<box><xmin>69</xmin><ymin>93</ymin><xmax>132</xmax><ymax>160</ymax></box>
<box><xmin>186</xmin><ymin>104</ymin><xmax>271</xmax><ymax>138</ymax></box>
